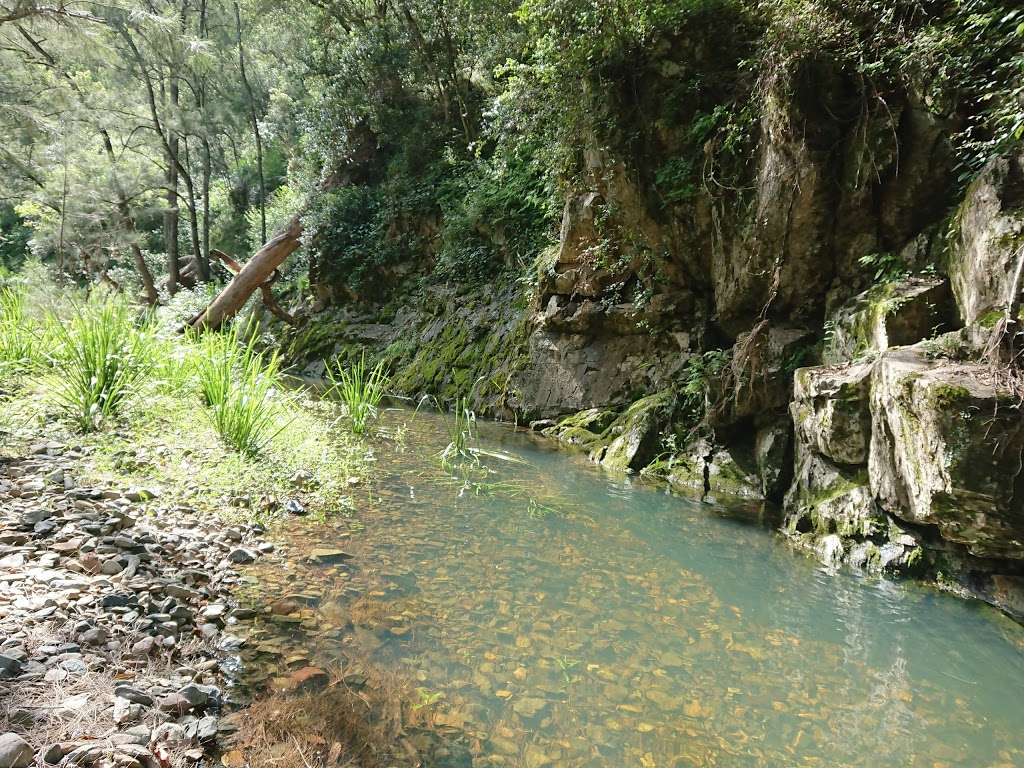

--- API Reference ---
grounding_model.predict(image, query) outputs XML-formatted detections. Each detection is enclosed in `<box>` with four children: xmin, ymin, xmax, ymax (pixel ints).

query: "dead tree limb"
<box><xmin>185</xmin><ymin>213</ymin><xmax>303</xmax><ymax>331</ymax></box>
<box><xmin>209</xmin><ymin>247</ymin><xmax>295</xmax><ymax>326</ymax></box>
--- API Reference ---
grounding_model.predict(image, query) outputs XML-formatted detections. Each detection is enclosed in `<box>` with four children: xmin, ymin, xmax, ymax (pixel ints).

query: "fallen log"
<box><xmin>185</xmin><ymin>213</ymin><xmax>303</xmax><ymax>331</ymax></box>
<box><xmin>209</xmin><ymin>248</ymin><xmax>295</xmax><ymax>326</ymax></box>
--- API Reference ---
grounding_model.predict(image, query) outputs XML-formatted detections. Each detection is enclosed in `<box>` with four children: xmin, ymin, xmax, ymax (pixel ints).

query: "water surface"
<box><xmin>271</xmin><ymin>409</ymin><xmax>1024</xmax><ymax>768</ymax></box>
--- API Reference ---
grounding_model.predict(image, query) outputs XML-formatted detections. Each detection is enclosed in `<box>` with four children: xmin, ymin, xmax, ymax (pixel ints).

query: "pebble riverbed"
<box><xmin>0</xmin><ymin>440</ymin><xmax>272</xmax><ymax>768</ymax></box>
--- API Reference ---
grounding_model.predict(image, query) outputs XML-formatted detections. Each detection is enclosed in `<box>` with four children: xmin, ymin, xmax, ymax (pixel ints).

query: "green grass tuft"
<box><xmin>325</xmin><ymin>352</ymin><xmax>389</xmax><ymax>436</ymax></box>
<box><xmin>194</xmin><ymin>325</ymin><xmax>292</xmax><ymax>456</ymax></box>
<box><xmin>46</xmin><ymin>297</ymin><xmax>157</xmax><ymax>432</ymax></box>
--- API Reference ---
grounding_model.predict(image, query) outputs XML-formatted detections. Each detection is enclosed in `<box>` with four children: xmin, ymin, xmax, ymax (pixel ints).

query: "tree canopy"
<box><xmin>1</xmin><ymin>0</ymin><xmax>1022</xmax><ymax>297</ymax></box>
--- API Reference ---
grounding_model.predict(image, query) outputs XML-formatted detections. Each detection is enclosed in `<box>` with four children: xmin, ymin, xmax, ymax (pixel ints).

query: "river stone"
<box><xmin>80</xmin><ymin>627</ymin><xmax>107</xmax><ymax>646</ymax></box>
<box><xmin>178</xmin><ymin>684</ymin><xmax>208</xmax><ymax>709</ymax></box>
<box><xmin>227</xmin><ymin>548</ymin><xmax>256</xmax><ymax>564</ymax></box>
<box><xmin>306</xmin><ymin>548</ymin><xmax>353</xmax><ymax>564</ymax></box>
<box><xmin>41</xmin><ymin>744</ymin><xmax>63</xmax><ymax>765</ymax></box>
<box><xmin>0</xmin><ymin>733</ymin><xmax>34</xmax><ymax>768</ymax></box>
<box><xmin>0</xmin><ymin>654</ymin><xmax>22</xmax><ymax>677</ymax></box>
<box><xmin>125</xmin><ymin>487</ymin><xmax>159</xmax><ymax>502</ymax></box>
<box><xmin>288</xmin><ymin>666</ymin><xmax>329</xmax><ymax>692</ymax></box>
<box><xmin>158</xmin><ymin>693</ymin><xmax>192</xmax><ymax>715</ymax></box>
<box><xmin>115</xmin><ymin>685</ymin><xmax>153</xmax><ymax>706</ymax></box>
<box><xmin>512</xmin><ymin>697</ymin><xmax>548</xmax><ymax>719</ymax></box>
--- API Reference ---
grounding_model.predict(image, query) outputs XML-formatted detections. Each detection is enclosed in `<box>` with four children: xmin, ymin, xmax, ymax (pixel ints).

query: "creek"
<box><xmin>248</xmin><ymin>407</ymin><xmax>1024</xmax><ymax>768</ymax></box>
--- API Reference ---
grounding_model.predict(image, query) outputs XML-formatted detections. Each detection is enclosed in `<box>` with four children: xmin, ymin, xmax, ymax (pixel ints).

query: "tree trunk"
<box><xmin>101</xmin><ymin>131</ymin><xmax>158</xmax><ymax>304</ymax></box>
<box><xmin>186</xmin><ymin>213</ymin><xmax>302</xmax><ymax>331</ymax></box>
<box><xmin>202</xmin><ymin>136</ymin><xmax>211</xmax><ymax>266</ymax></box>
<box><xmin>234</xmin><ymin>0</ymin><xmax>266</xmax><ymax>244</ymax></box>
<box><xmin>210</xmin><ymin>248</ymin><xmax>294</xmax><ymax>325</ymax></box>
<box><xmin>166</xmin><ymin>135</ymin><xmax>180</xmax><ymax>294</ymax></box>
<box><xmin>182</xmin><ymin>137</ymin><xmax>204</xmax><ymax>280</ymax></box>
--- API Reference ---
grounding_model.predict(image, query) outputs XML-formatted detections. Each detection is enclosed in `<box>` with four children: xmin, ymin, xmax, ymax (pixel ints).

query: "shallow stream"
<box><xmin>253</xmin><ymin>408</ymin><xmax>1024</xmax><ymax>768</ymax></box>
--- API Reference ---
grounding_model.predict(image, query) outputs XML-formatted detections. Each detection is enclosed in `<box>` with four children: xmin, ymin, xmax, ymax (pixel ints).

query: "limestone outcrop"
<box><xmin>949</xmin><ymin>152</ymin><xmax>1024</xmax><ymax>326</ymax></box>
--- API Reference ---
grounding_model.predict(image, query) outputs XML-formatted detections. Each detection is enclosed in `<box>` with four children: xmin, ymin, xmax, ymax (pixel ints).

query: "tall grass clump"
<box><xmin>0</xmin><ymin>287</ymin><xmax>40</xmax><ymax>373</ymax></box>
<box><xmin>439</xmin><ymin>395</ymin><xmax>480</xmax><ymax>469</ymax></box>
<box><xmin>194</xmin><ymin>326</ymin><xmax>290</xmax><ymax>455</ymax></box>
<box><xmin>325</xmin><ymin>353</ymin><xmax>389</xmax><ymax>436</ymax></box>
<box><xmin>47</xmin><ymin>297</ymin><xmax>157</xmax><ymax>432</ymax></box>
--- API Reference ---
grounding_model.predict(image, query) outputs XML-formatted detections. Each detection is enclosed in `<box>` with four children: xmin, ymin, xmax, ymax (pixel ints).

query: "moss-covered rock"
<box><xmin>949</xmin><ymin>151</ymin><xmax>1024</xmax><ymax>326</ymax></box>
<box><xmin>544</xmin><ymin>393</ymin><xmax>669</xmax><ymax>472</ymax></box>
<box><xmin>792</xmin><ymin>362</ymin><xmax>873</xmax><ymax>465</ymax></box>
<box><xmin>641</xmin><ymin>437</ymin><xmax>763</xmax><ymax>502</ymax></box>
<box><xmin>823</xmin><ymin>277</ymin><xmax>954</xmax><ymax>365</ymax></box>
<box><xmin>868</xmin><ymin>345</ymin><xmax>1024</xmax><ymax>559</ymax></box>
<box><xmin>540</xmin><ymin>408</ymin><xmax>617</xmax><ymax>452</ymax></box>
<box><xmin>755</xmin><ymin>421</ymin><xmax>792</xmax><ymax>500</ymax></box>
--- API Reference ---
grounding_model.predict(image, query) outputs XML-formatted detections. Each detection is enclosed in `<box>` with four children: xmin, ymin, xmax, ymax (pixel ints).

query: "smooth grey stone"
<box><xmin>0</xmin><ymin>733</ymin><xmax>34</xmax><ymax>768</ymax></box>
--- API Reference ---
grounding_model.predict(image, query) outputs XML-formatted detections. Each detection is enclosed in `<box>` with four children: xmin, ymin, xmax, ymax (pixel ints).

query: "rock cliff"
<box><xmin>277</xmin><ymin>48</ymin><xmax>1024</xmax><ymax>617</ymax></box>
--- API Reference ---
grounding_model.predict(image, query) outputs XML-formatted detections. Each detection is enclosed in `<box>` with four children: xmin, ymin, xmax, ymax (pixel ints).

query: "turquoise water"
<box><xmin>290</xmin><ymin>410</ymin><xmax>1024</xmax><ymax>768</ymax></box>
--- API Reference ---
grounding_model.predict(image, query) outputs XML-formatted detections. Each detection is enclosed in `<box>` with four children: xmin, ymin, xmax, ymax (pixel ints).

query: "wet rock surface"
<box><xmin>0</xmin><ymin>443</ymin><xmax>273</xmax><ymax>767</ymax></box>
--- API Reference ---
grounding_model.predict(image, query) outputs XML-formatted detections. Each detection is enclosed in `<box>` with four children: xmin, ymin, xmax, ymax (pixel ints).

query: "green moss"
<box><xmin>977</xmin><ymin>310</ymin><xmax>1004</xmax><ymax>329</ymax></box>
<box><xmin>929</xmin><ymin>382</ymin><xmax>971</xmax><ymax>409</ymax></box>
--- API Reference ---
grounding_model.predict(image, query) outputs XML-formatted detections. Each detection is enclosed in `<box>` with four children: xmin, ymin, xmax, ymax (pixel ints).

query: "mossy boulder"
<box><xmin>755</xmin><ymin>421</ymin><xmax>792</xmax><ymax>500</ymax></box>
<box><xmin>705</xmin><ymin>447</ymin><xmax>763</xmax><ymax>502</ymax></box>
<box><xmin>640</xmin><ymin>438</ymin><xmax>710</xmax><ymax>496</ymax></box>
<box><xmin>948</xmin><ymin>151</ymin><xmax>1024</xmax><ymax>326</ymax></box>
<box><xmin>792</xmin><ymin>362</ymin><xmax>873</xmax><ymax>465</ymax></box>
<box><xmin>868</xmin><ymin>345</ymin><xmax>1024</xmax><ymax>559</ymax></box>
<box><xmin>780</xmin><ymin>442</ymin><xmax>918</xmax><ymax>571</ymax></box>
<box><xmin>641</xmin><ymin>438</ymin><xmax>763</xmax><ymax>501</ymax></box>
<box><xmin>823</xmin><ymin>277</ymin><xmax>954</xmax><ymax>365</ymax></box>
<box><xmin>540</xmin><ymin>408</ymin><xmax>617</xmax><ymax>452</ymax></box>
<box><xmin>544</xmin><ymin>393</ymin><xmax>669</xmax><ymax>472</ymax></box>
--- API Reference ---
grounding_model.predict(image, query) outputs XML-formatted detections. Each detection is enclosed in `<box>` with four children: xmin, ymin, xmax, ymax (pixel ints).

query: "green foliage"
<box><xmin>0</xmin><ymin>287</ymin><xmax>46</xmax><ymax>373</ymax></box>
<box><xmin>47</xmin><ymin>297</ymin><xmax>157</xmax><ymax>432</ymax></box>
<box><xmin>305</xmin><ymin>185</ymin><xmax>394</xmax><ymax>293</ymax></box>
<box><xmin>857</xmin><ymin>252</ymin><xmax>907</xmax><ymax>283</ymax></box>
<box><xmin>0</xmin><ymin>205</ymin><xmax>30</xmax><ymax>273</ymax></box>
<box><xmin>325</xmin><ymin>353</ymin><xmax>390</xmax><ymax>437</ymax></box>
<box><xmin>677</xmin><ymin>350</ymin><xmax>728</xmax><ymax>425</ymax></box>
<box><xmin>437</xmin><ymin>151</ymin><xmax>556</xmax><ymax>283</ymax></box>
<box><xmin>194</xmin><ymin>326</ymin><xmax>291</xmax><ymax>455</ymax></box>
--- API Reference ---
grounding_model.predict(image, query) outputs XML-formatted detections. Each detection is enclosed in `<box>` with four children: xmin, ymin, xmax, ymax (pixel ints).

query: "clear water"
<box><xmin>275</xmin><ymin>409</ymin><xmax>1024</xmax><ymax>768</ymax></box>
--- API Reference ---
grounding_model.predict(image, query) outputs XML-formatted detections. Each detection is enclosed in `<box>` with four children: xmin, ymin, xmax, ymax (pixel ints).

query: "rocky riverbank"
<box><xmin>0</xmin><ymin>439</ymin><xmax>271</xmax><ymax>768</ymax></box>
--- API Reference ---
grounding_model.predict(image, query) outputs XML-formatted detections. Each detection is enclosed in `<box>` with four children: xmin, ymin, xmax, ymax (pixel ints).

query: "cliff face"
<box><xmin>279</xmin><ymin>33</ymin><xmax>1024</xmax><ymax>617</ymax></box>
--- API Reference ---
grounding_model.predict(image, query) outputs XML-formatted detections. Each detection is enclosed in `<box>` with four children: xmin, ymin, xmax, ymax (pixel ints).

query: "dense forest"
<box><xmin>3</xmin><ymin>0</ymin><xmax>1022</xmax><ymax>302</ymax></box>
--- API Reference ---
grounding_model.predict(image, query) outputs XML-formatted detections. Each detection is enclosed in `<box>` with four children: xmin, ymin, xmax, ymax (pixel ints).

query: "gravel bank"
<box><xmin>0</xmin><ymin>440</ymin><xmax>271</xmax><ymax>768</ymax></box>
